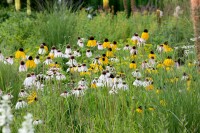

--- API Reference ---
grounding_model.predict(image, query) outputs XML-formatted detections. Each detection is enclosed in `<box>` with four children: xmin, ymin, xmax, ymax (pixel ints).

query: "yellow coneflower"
<box><xmin>141</xmin><ymin>29</ymin><xmax>149</xmax><ymax>41</ymax></box>
<box><xmin>27</xmin><ymin>91</ymin><xmax>37</xmax><ymax>104</ymax></box>
<box><xmin>148</xmin><ymin>107</ymin><xmax>155</xmax><ymax>111</ymax></box>
<box><xmin>15</xmin><ymin>0</ymin><xmax>21</xmax><ymax>11</ymax></box>
<box><xmin>146</xmin><ymin>84</ymin><xmax>154</xmax><ymax>90</ymax></box>
<box><xmin>129</xmin><ymin>61</ymin><xmax>136</xmax><ymax>69</ymax></box>
<box><xmin>87</xmin><ymin>36</ymin><xmax>97</xmax><ymax>47</ymax></box>
<box><xmin>148</xmin><ymin>51</ymin><xmax>156</xmax><ymax>59</ymax></box>
<box><xmin>27</xmin><ymin>0</ymin><xmax>31</xmax><ymax>15</ymax></box>
<box><xmin>106</xmin><ymin>48</ymin><xmax>114</xmax><ymax>57</ymax></box>
<box><xmin>103</xmin><ymin>38</ymin><xmax>110</xmax><ymax>48</ymax></box>
<box><xmin>15</xmin><ymin>48</ymin><xmax>26</xmax><ymax>59</ymax></box>
<box><xmin>163</xmin><ymin>42</ymin><xmax>173</xmax><ymax>52</ymax></box>
<box><xmin>26</xmin><ymin>56</ymin><xmax>36</xmax><ymax>68</ymax></box>
<box><xmin>136</xmin><ymin>106</ymin><xmax>143</xmax><ymax>113</ymax></box>
<box><xmin>163</xmin><ymin>56</ymin><xmax>174</xmax><ymax>67</ymax></box>
<box><xmin>111</xmin><ymin>41</ymin><xmax>118</xmax><ymax>51</ymax></box>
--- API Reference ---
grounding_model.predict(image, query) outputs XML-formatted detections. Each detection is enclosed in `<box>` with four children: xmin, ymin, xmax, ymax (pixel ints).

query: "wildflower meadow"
<box><xmin>0</xmin><ymin>0</ymin><xmax>200</xmax><ymax>133</ymax></box>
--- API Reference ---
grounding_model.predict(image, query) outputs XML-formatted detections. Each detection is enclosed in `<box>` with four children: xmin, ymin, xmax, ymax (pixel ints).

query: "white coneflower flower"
<box><xmin>133</xmin><ymin>78</ymin><xmax>143</xmax><ymax>87</ymax></box>
<box><xmin>86</xmin><ymin>49</ymin><xmax>92</xmax><ymax>58</ymax></box>
<box><xmin>110</xmin><ymin>57</ymin><xmax>119</xmax><ymax>63</ymax></box>
<box><xmin>60</xmin><ymin>91</ymin><xmax>70</xmax><ymax>98</ymax></box>
<box><xmin>56</xmin><ymin>73</ymin><xmax>66</xmax><ymax>81</ymax></box>
<box><xmin>181</xmin><ymin>73</ymin><xmax>189</xmax><ymax>81</ymax></box>
<box><xmin>81</xmin><ymin>64</ymin><xmax>88</xmax><ymax>72</ymax></box>
<box><xmin>148</xmin><ymin>57</ymin><xmax>156</xmax><ymax>67</ymax></box>
<box><xmin>123</xmin><ymin>44</ymin><xmax>130</xmax><ymax>50</ymax></box>
<box><xmin>54</xmin><ymin>50</ymin><xmax>63</xmax><ymax>58</ymax></box>
<box><xmin>15</xmin><ymin>100</ymin><xmax>27</xmax><ymax>110</ymax></box>
<box><xmin>18</xmin><ymin>113</ymin><xmax>34</xmax><ymax>133</ymax></box>
<box><xmin>114</xmin><ymin>75</ymin><xmax>123</xmax><ymax>84</ymax></box>
<box><xmin>0</xmin><ymin>51</ymin><xmax>4</xmax><ymax>62</ymax></box>
<box><xmin>66</xmin><ymin>56</ymin><xmax>78</xmax><ymax>67</ymax></box>
<box><xmin>121</xmin><ymin>82</ymin><xmax>129</xmax><ymax>90</ymax></box>
<box><xmin>99</xmin><ymin>71</ymin><xmax>107</xmax><ymax>83</ymax></box>
<box><xmin>23</xmin><ymin>74</ymin><xmax>34</xmax><ymax>89</ymax></box>
<box><xmin>18</xmin><ymin>90</ymin><xmax>28</xmax><ymax>98</ymax></box>
<box><xmin>19</xmin><ymin>61</ymin><xmax>27</xmax><ymax>72</ymax></box>
<box><xmin>77</xmin><ymin>37</ymin><xmax>84</xmax><ymax>48</ymax></box>
<box><xmin>97</xmin><ymin>43</ymin><xmax>103</xmax><ymax>50</ymax></box>
<box><xmin>78</xmin><ymin>78</ymin><xmax>87</xmax><ymax>86</ymax></box>
<box><xmin>132</xmin><ymin>69</ymin><xmax>142</xmax><ymax>78</ymax></box>
<box><xmin>65</xmin><ymin>45</ymin><xmax>72</xmax><ymax>55</ymax></box>
<box><xmin>143</xmin><ymin>78</ymin><xmax>151</xmax><ymax>87</ymax></box>
<box><xmin>156</xmin><ymin>44</ymin><xmax>164</xmax><ymax>53</ymax></box>
<box><xmin>38</xmin><ymin>45</ymin><xmax>46</xmax><ymax>55</ymax></box>
<box><xmin>43</xmin><ymin>57</ymin><xmax>53</xmax><ymax>65</ymax></box>
<box><xmin>34</xmin><ymin>80</ymin><xmax>44</xmax><ymax>91</ymax></box>
<box><xmin>73</xmin><ymin>50</ymin><xmax>81</xmax><ymax>57</ymax></box>
<box><xmin>4</xmin><ymin>56</ymin><xmax>14</xmax><ymax>65</ymax></box>
<box><xmin>141</xmin><ymin>61</ymin><xmax>149</xmax><ymax>69</ymax></box>
<box><xmin>130</xmin><ymin>46</ymin><xmax>138</xmax><ymax>55</ymax></box>
<box><xmin>5</xmin><ymin>93</ymin><xmax>13</xmax><ymax>99</ymax></box>
<box><xmin>34</xmin><ymin>56</ymin><xmax>40</xmax><ymax>64</ymax></box>
<box><xmin>0</xmin><ymin>95</ymin><xmax>13</xmax><ymax>133</ymax></box>
<box><xmin>71</xmin><ymin>88</ymin><xmax>84</xmax><ymax>97</ymax></box>
<box><xmin>33</xmin><ymin>119</ymin><xmax>43</xmax><ymax>125</ymax></box>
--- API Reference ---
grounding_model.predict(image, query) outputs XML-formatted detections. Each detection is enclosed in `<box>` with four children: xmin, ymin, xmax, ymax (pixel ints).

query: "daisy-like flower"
<box><xmin>0</xmin><ymin>50</ymin><xmax>4</xmax><ymax>62</ymax></box>
<box><xmin>66</xmin><ymin>56</ymin><xmax>78</xmax><ymax>67</ymax></box>
<box><xmin>181</xmin><ymin>72</ymin><xmax>189</xmax><ymax>81</ymax></box>
<box><xmin>54</xmin><ymin>50</ymin><xmax>63</xmax><ymax>58</ymax></box>
<box><xmin>34</xmin><ymin>55</ymin><xmax>40</xmax><ymax>64</ymax></box>
<box><xmin>71</xmin><ymin>88</ymin><xmax>84</xmax><ymax>97</ymax></box>
<box><xmin>130</xmin><ymin>46</ymin><xmax>138</xmax><ymax>55</ymax></box>
<box><xmin>56</xmin><ymin>73</ymin><xmax>66</xmax><ymax>81</ymax></box>
<box><xmin>23</xmin><ymin>74</ymin><xmax>34</xmax><ymax>89</ymax></box>
<box><xmin>98</xmin><ymin>71</ymin><xmax>107</xmax><ymax>83</ymax></box>
<box><xmin>141</xmin><ymin>61</ymin><xmax>149</xmax><ymax>69</ymax></box>
<box><xmin>106</xmin><ymin>48</ymin><xmax>114</xmax><ymax>57</ymax></box>
<box><xmin>27</xmin><ymin>91</ymin><xmax>38</xmax><ymax>104</ymax></box>
<box><xmin>131</xmin><ymin>33</ymin><xmax>140</xmax><ymax>45</ymax></box>
<box><xmin>148</xmin><ymin>57</ymin><xmax>156</xmax><ymax>67</ymax></box>
<box><xmin>86</xmin><ymin>49</ymin><xmax>92</xmax><ymax>58</ymax></box>
<box><xmin>156</xmin><ymin>44</ymin><xmax>164</xmax><ymax>53</ymax></box>
<box><xmin>81</xmin><ymin>64</ymin><xmax>88</xmax><ymax>72</ymax></box>
<box><xmin>77</xmin><ymin>37</ymin><xmax>84</xmax><ymax>48</ymax></box>
<box><xmin>102</xmin><ymin>38</ymin><xmax>111</xmax><ymax>48</ymax></box>
<box><xmin>65</xmin><ymin>45</ymin><xmax>72</xmax><ymax>55</ymax></box>
<box><xmin>19</xmin><ymin>61</ymin><xmax>27</xmax><ymax>72</ymax></box>
<box><xmin>91</xmin><ymin>77</ymin><xmax>98</xmax><ymax>88</ymax></box>
<box><xmin>5</xmin><ymin>93</ymin><xmax>13</xmax><ymax>99</ymax></box>
<box><xmin>114</xmin><ymin>75</ymin><xmax>123</xmax><ymax>84</ymax></box>
<box><xmin>87</xmin><ymin>36</ymin><xmax>97</xmax><ymax>47</ymax></box>
<box><xmin>18</xmin><ymin>113</ymin><xmax>34</xmax><ymax>133</ymax></box>
<box><xmin>148</xmin><ymin>51</ymin><xmax>156</xmax><ymax>59</ymax></box>
<box><xmin>15</xmin><ymin>100</ymin><xmax>28</xmax><ymax>110</ymax></box>
<box><xmin>136</xmin><ymin>106</ymin><xmax>143</xmax><ymax>113</ymax></box>
<box><xmin>106</xmin><ymin>74</ymin><xmax>115</xmax><ymax>87</ymax></box>
<box><xmin>34</xmin><ymin>80</ymin><xmax>44</xmax><ymax>91</ymax></box>
<box><xmin>141</xmin><ymin>29</ymin><xmax>149</xmax><ymax>41</ymax></box>
<box><xmin>60</xmin><ymin>91</ymin><xmax>70</xmax><ymax>98</ymax></box>
<box><xmin>132</xmin><ymin>69</ymin><xmax>142</xmax><ymax>78</ymax></box>
<box><xmin>97</xmin><ymin>43</ymin><xmax>103</xmax><ymax>50</ymax></box>
<box><xmin>120</xmin><ymin>82</ymin><xmax>129</xmax><ymax>91</ymax></box>
<box><xmin>44</xmin><ymin>56</ymin><xmax>53</xmax><ymax>65</ymax></box>
<box><xmin>111</xmin><ymin>41</ymin><xmax>118</xmax><ymax>51</ymax></box>
<box><xmin>5</xmin><ymin>56</ymin><xmax>14</xmax><ymax>65</ymax></box>
<box><xmin>129</xmin><ymin>61</ymin><xmax>137</xmax><ymax>69</ymax></box>
<box><xmin>99</xmin><ymin>54</ymin><xmax>109</xmax><ymax>65</ymax></box>
<box><xmin>15</xmin><ymin>48</ymin><xmax>26</xmax><ymax>59</ymax></box>
<box><xmin>33</xmin><ymin>119</ymin><xmax>43</xmax><ymax>125</ymax></box>
<box><xmin>133</xmin><ymin>78</ymin><xmax>143</xmax><ymax>87</ymax></box>
<box><xmin>163</xmin><ymin>42</ymin><xmax>173</xmax><ymax>52</ymax></box>
<box><xmin>26</xmin><ymin>56</ymin><xmax>36</xmax><ymax>68</ymax></box>
<box><xmin>163</xmin><ymin>56</ymin><xmax>174</xmax><ymax>67</ymax></box>
<box><xmin>38</xmin><ymin>44</ymin><xmax>46</xmax><ymax>55</ymax></box>
<box><xmin>123</xmin><ymin>44</ymin><xmax>130</xmax><ymax>50</ymax></box>
<box><xmin>18</xmin><ymin>90</ymin><xmax>28</xmax><ymax>98</ymax></box>
<box><xmin>73</xmin><ymin>50</ymin><xmax>81</xmax><ymax>57</ymax></box>
<box><xmin>48</xmin><ymin>46</ymin><xmax>57</xmax><ymax>59</ymax></box>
